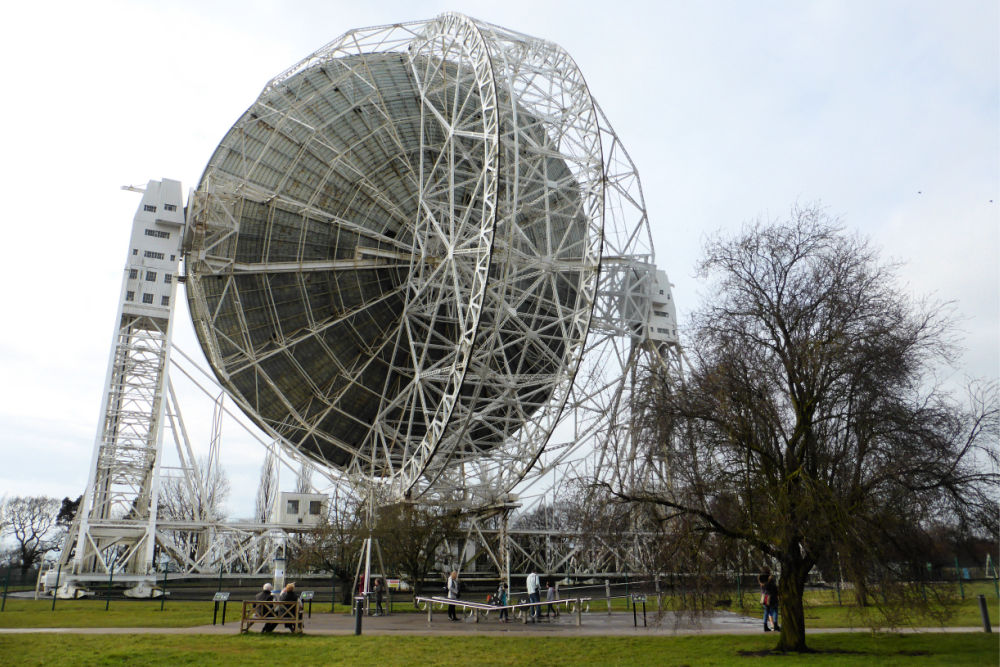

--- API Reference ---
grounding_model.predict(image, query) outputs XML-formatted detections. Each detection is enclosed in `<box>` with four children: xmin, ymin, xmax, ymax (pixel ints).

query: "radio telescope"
<box><xmin>185</xmin><ymin>13</ymin><xmax>675</xmax><ymax>505</ymax></box>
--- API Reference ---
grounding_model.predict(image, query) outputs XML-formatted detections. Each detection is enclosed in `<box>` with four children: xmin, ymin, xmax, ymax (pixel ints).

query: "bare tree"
<box><xmin>2</xmin><ymin>496</ymin><xmax>62</xmax><ymax>577</ymax></box>
<box><xmin>291</xmin><ymin>487</ymin><xmax>364</xmax><ymax>604</ymax></box>
<box><xmin>255</xmin><ymin>450</ymin><xmax>277</xmax><ymax>523</ymax></box>
<box><xmin>375</xmin><ymin>502</ymin><xmax>459</xmax><ymax>605</ymax></box>
<box><xmin>158</xmin><ymin>457</ymin><xmax>230</xmax><ymax>562</ymax></box>
<box><xmin>603</xmin><ymin>206</ymin><xmax>999</xmax><ymax>651</ymax></box>
<box><xmin>295</xmin><ymin>461</ymin><xmax>313</xmax><ymax>494</ymax></box>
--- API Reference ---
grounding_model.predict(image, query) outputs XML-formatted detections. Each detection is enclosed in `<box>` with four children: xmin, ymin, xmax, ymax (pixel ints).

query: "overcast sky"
<box><xmin>0</xmin><ymin>0</ymin><xmax>995</xmax><ymax>518</ymax></box>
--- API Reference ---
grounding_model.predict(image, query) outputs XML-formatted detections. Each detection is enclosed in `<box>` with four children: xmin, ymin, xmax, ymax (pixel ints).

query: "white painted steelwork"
<box><xmin>55</xmin><ymin>13</ymin><xmax>683</xmax><ymax>591</ymax></box>
<box><xmin>63</xmin><ymin>179</ymin><xmax>184</xmax><ymax>583</ymax></box>
<box><xmin>184</xmin><ymin>14</ymin><xmax>608</xmax><ymax>503</ymax></box>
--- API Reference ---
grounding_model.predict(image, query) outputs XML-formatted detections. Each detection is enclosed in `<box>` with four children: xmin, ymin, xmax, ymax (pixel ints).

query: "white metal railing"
<box><xmin>414</xmin><ymin>595</ymin><xmax>591</xmax><ymax>626</ymax></box>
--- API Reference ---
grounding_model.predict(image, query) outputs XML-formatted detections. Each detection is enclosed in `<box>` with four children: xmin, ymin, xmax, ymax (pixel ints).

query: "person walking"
<box><xmin>526</xmin><ymin>570</ymin><xmax>541</xmax><ymax>623</ymax></box>
<box><xmin>447</xmin><ymin>571</ymin><xmax>461</xmax><ymax>621</ymax></box>
<box><xmin>545</xmin><ymin>580</ymin><xmax>557</xmax><ymax>618</ymax></box>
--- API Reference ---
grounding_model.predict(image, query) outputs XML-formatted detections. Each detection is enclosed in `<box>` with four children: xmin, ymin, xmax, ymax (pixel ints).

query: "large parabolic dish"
<box><xmin>184</xmin><ymin>14</ymin><xmax>611</xmax><ymax>499</ymax></box>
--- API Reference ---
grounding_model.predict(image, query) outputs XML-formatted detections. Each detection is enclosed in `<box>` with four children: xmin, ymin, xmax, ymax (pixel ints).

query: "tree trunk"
<box><xmin>775</xmin><ymin>561</ymin><xmax>809</xmax><ymax>652</ymax></box>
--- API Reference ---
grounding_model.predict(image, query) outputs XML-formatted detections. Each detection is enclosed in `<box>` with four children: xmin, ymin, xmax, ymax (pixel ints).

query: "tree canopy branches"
<box><xmin>607</xmin><ymin>206</ymin><xmax>998</xmax><ymax>651</ymax></box>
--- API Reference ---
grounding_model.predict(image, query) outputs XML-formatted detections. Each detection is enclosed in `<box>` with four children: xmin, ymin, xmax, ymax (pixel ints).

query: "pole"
<box><xmin>105</xmin><ymin>568</ymin><xmax>113</xmax><ymax>611</ymax></box>
<box><xmin>988</xmin><ymin>554</ymin><xmax>999</xmax><ymax>599</ymax></box>
<box><xmin>2</xmin><ymin>569</ymin><xmax>10</xmax><ymax>612</ymax></box>
<box><xmin>624</xmin><ymin>563</ymin><xmax>629</xmax><ymax>610</ymax></box>
<box><xmin>354</xmin><ymin>597</ymin><xmax>363</xmax><ymax>635</ymax></box>
<box><xmin>955</xmin><ymin>557</ymin><xmax>964</xmax><ymax>600</ymax></box>
<box><xmin>978</xmin><ymin>594</ymin><xmax>992</xmax><ymax>633</ymax></box>
<box><xmin>837</xmin><ymin>551</ymin><xmax>845</xmax><ymax>606</ymax></box>
<box><xmin>363</xmin><ymin>536</ymin><xmax>372</xmax><ymax>616</ymax></box>
<box><xmin>160</xmin><ymin>564</ymin><xmax>167</xmax><ymax>611</ymax></box>
<box><xmin>605</xmin><ymin>579</ymin><xmax>612</xmax><ymax>615</ymax></box>
<box><xmin>51</xmin><ymin>563</ymin><xmax>62</xmax><ymax>611</ymax></box>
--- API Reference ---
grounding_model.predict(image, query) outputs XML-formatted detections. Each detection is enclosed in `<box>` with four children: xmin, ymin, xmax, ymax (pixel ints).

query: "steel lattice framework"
<box><xmin>54</xmin><ymin>14</ymin><xmax>683</xmax><ymax>596</ymax></box>
<box><xmin>184</xmin><ymin>14</ymin><xmax>623</xmax><ymax>504</ymax></box>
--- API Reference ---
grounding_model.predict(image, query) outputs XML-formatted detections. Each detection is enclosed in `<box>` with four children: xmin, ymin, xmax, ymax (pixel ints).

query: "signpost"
<box><xmin>213</xmin><ymin>591</ymin><xmax>230</xmax><ymax>625</ymax></box>
<box><xmin>631</xmin><ymin>594</ymin><xmax>647</xmax><ymax>627</ymax></box>
<box><xmin>158</xmin><ymin>554</ymin><xmax>170</xmax><ymax>611</ymax></box>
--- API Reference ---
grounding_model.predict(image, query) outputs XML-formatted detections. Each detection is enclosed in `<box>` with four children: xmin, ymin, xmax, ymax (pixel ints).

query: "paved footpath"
<box><xmin>0</xmin><ymin>609</ymin><xmax>985</xmax><ymax>637</ymax></box>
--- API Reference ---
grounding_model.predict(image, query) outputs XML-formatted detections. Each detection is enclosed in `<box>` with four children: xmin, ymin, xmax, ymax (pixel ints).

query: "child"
<box><xmin>498</xmin><ymin>582</ymin><xmax>509</xmax><ymax>623</ymax></box>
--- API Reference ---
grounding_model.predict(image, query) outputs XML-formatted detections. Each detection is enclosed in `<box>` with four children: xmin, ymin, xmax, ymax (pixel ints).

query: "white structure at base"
<box><xmin>277</xmin><ymin>492</ymin><xmax>327</xmax><ymax>527</ymax></box>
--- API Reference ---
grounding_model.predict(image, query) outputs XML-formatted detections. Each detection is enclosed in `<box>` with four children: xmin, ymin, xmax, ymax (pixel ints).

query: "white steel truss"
<box><xmin>60</xmin><ymin>180</ymin><xmax>185</xmax><ymax>590</ymax></box>
<box><xmin>56</xmin><ymin>14</ymin><xmax>684</xmax><ymax>591</ymax></box>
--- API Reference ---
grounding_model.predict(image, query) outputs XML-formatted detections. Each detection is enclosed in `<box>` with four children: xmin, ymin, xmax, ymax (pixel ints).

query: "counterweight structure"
<box><xmin>60</xmin><ymin>180</ymin><xmax>184</xmax><ymax>589</ymax></box>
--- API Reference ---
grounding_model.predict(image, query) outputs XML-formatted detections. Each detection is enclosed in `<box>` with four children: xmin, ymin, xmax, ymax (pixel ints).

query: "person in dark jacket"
<box><xmin>762</xmin><ymin>574</ymin><xmax>780</xmax><ymax>632</ymax></box>
<box><xmin>256</xmin><ymin>582</ymin><xmax>276</xmax><ymax>633</ymax></box>
<box><xmin>374</xmin><ymin>578</ymin><xmax>385</xmax><ymax>616</ymax></box>
<box><xmin>278</xmin><ymin>582</ymin><xmax>301</xmax><ymax>632</ymax></box>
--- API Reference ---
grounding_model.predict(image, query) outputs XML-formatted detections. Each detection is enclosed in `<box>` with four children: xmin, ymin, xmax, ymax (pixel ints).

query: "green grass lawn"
<box><xmin>0</xmin><ymin>600</ymin><xmax>232</xmax><ymax>628</ymax></box>
<box><xmin>1</xmin><ymin>582</ymin><xmax>995</xmax><ymax>630</ymax></box>
<box><xmin>0</xmin><ymin>632</ymin><xmax>994</xmax><ymax>666</ymax></box>
<box><xmin>728</xmin><ymin>582</ymin><xmax>999</xmax><ymax>629</ymax></box>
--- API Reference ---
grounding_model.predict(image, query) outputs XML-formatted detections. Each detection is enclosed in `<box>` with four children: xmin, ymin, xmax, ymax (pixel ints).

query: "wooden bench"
<box><xmin>240</xmin><ymin>600</ymin><xmax>304</xmax><ymax>633</ymax></box>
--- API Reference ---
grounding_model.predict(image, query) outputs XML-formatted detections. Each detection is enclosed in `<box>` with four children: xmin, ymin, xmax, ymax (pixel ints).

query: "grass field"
<box><xmin>2</xmin><ymin>582</ymin><xmax>997</xmax><ymax>630</ymax></box>
<box><xmin>0</xmin><ymin>632</ymin><xmax>995</xmax><ymax>666</ymax></box>
<box><xmin>0</xmin><ymin>600</ymin><xmax>217</xmax><ymax>628</ymax></box>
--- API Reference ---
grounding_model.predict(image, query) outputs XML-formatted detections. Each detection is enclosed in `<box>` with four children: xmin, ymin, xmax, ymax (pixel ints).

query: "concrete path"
<box><xmin>0</xmin><ymin>609</ymin><xmax>985</xmax><ymax>637</ymax></box>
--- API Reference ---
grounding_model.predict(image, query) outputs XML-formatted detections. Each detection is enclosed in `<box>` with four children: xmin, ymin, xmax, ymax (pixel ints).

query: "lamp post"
<box><xmin>47</xmin><ymin>554</ymin><xmax>61</xmax><ymax>612</ymax></box>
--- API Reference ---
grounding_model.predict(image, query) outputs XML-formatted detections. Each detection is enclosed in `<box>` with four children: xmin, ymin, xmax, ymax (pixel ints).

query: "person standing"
<box><xmin>763</xmin><ymin>573</ymin><xmax>780</xmax><ymax>632</ymax></box>
<box><xmin>373</xmin><ymin>578</ymin><xmax>385</xmax><ymax>616</ymax></box>
<box><xmin>447</xmin><ymin>571</ymin><xmax>461</xmax><ymax>621</ymax></box>
<box><xmin>526</xmin><ymin>570</ymin><xmax>540</xmax><ymax>623</ymax></box>
<box><xmin>498</xmin><ymin>582</ymin><xmax>509</xmax><ymax>623</ymax></box>
<box><xmin>757</xmin><ymin>570</ymin><xmax>770</xmax><ymax>631</ymax></box>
